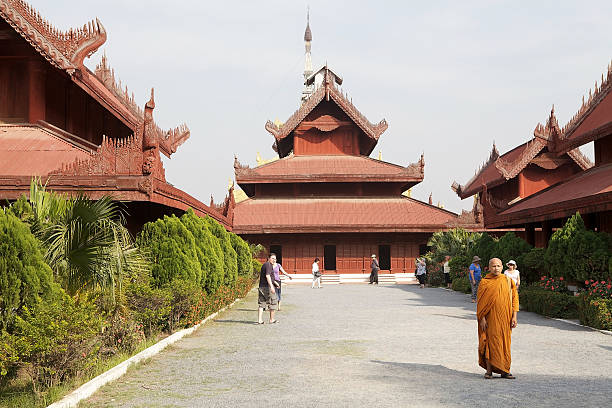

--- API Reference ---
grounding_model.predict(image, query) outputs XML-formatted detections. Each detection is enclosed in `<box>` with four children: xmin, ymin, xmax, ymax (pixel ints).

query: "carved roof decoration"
<box><xmin>451</xmin><ymin>119</ymin><xmax>592</xmax><ymax>199</ymax></box>
<box><xmin>451</xmin><ymin>142</ymin><xmax>499</xmax><ymax>196</ymax></box>
<box><xmin>94</xmin><ymin>52</ymin><xmax>143</xmax><ymax>119</ymax></box>
<box><xmin>265</xmin><ymin>66</ymin><xmax>387</xmax><ymax>144</ymax></box>
<box><xmin>555</xmin><ymin>59</ymin><xmax>612</xmax><ymax>146</ymax></box>
<box><xmin>0</xmin><ymin>0</ymin><xmax>106</xmax><ymax>73</ymax></box>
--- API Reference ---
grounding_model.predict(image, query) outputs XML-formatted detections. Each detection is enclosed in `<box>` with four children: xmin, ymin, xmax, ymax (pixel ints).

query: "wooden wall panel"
<box><xmin>0</xmin><ymin>60</ymin><xmax>27</xmax><ymax>123</ymax></box>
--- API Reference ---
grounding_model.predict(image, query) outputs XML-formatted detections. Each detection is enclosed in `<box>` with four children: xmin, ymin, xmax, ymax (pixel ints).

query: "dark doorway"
<box><xmin>419</xmin><ymin>244</ymin><xmax>431</xmax><ymax>256</ymax></box>
<box><xmin>324</xmin><ymin>245</ymin><xmax>336</xmax><ymax>270</ymax></box>
<box><xmin>270</xmin><ymin>245</ymin><xmax>282</xmax><ymax>265</ymax></box>
<box><xmin>378</xmin><ymin>245</ymin><xmax>391</xmax><ymax>270</ymax></box>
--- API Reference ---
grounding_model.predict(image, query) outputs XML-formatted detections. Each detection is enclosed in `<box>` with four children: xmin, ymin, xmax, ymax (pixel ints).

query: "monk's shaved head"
<box><xmin>489</xmin><ymin>258</ymin><xmax>503</xmax><ymax>275</ymax></box>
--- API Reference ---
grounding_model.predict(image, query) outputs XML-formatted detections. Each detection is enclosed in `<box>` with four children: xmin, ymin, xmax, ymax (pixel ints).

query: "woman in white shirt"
<box><xmin>312</xmin><ymin>257</ymin><xmax>321</xmax><ymax>288</ymax></box>
<box><xmin>504</xmin><ymin>260</ymin><xmax>520</xmax><ymax>288</ymax></box>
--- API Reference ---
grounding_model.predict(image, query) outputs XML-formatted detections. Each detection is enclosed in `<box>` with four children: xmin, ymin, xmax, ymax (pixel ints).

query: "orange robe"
<box><xmin>476</xmin><ymin>273</ymin><xmax>519</xmax><ymax>374</ymax></box>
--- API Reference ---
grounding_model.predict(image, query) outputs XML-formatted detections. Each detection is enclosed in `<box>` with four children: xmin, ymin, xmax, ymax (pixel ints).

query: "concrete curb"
<box><xmin>47</xmin><ymin>297</ymin><xmax>243</xmax><ymax>408</ymax></box>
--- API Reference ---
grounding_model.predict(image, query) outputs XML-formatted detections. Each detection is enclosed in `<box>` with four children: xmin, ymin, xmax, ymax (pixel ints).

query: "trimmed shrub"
<box><xmin>545</xmin><ymin>213</ymin><xmax>611</xmax><ymax>282</ymax></box>
<box><xmin>520</xmin><ymin>247</ymin><xmax>546</xmax><ymax>285</ymax></box>
<box><xmin>230</xmin><ymin>233</ymin><xmax>253</xmax><ymax>277</ymax></box>
<box><xmin>468</xmin><ymin>233</ymin><xmax>497</xmax><ymax>268</ymax></box>
<box><xmin>137</xmin><ymin>215</ymin><xmax>202</xmax><ymax>288</ymax></box>
<box><xmin>179</xmin><ymin>210</ymin><xmax>223</xmax><ymax>292</ymax></box>
<box><xmin>0</xmin><ymin>210</ymin><xmax>59</xmax><ymax>331</ymax></box>
<box><xmin>452</xmin><ymin>276</ymin><xmax>471</xmax><ymax>293</ymax></box>
<box><xmin>519</xmin><ymin>286</ymin><xmax>578</xmax><ymax>319</ymax></box>
<box><xmin>205</xmin><ymin>216</ymin><xmax>238</xmax><ymax>286</ymax></box>
<box><xmin>577</xmin><ymin>294</ymin><xmax>612</xmax><ymax>330</ymax></box>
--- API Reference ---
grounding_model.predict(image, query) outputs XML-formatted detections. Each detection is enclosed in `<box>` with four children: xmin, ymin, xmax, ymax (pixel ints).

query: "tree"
<box><xmin>230</xmin><ymin>233</ymin><xmax>253</xmax><ymax>277</ymax></box>
<box><xmin>427</xmin><ymin>228</ymin><xmax>480</xmax><ymax>263</ymax></box>
<box><xmin>26</xmin><ymin>180</ymin><xmax>147</xmax><ymax>301</ymax></box>
<box><xmin>0</xmin><ymin>210</ymin><xmax>59</xmax><ymax>331</ymax></box>
<box><xmin>545</xmin><ymin>213</ymin><xmax>611</xmax><ymax>281</ymax></box>
<box><xmin>204</xmin><ymin>216</ymin><xmax>238</xmax><ymax>286</ymax></box>
<box><xmin>137</xmin><ymin>215</ymin><xmax>202</xmax><ymax>288</ymax></box>
<box><xmin>179</xmin><ymin>210</ymin><xmax>224</xmax><ymax>292</ymax></box>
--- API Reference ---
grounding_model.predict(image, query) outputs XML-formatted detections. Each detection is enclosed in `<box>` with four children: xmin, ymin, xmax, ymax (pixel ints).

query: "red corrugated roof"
<box><xmin>238</xmin><ymin>155</ymin><xmax>422</xmax><ymax>180</ymax></box>
<box><xmin>499</xmin><ymin>163</ymin><xmax>612</xmax><ymax>215</ymax></box>
<box><xmin>0</xmin><ymin>125</ymin><xmax>91</xmax><ymax>176</ymax></box>
<box><xmin>233</xmin><ymin>197</ymin><xmax>457</xmax><ymax>233</ymax></box>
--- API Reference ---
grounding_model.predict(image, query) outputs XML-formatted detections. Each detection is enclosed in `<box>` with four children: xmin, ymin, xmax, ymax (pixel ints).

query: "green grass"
<box><xmin>0</xmin><ymin>335</ymin><xmax>164</xmax><ymax>408</ymax></box>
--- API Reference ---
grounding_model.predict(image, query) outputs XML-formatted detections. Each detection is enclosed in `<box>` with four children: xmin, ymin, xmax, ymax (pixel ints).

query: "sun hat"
<box><xmin>507</xmin><ymin>260</ymin><xmax>517</xmax><ymax>267</ymax></box>
<box><xmin>472</xmin><ymin>256</ymin><xmax>481</xmax><ymax>262</ymax></box>
<box><xmin>371</xmin><ymin>254</ymin><xmax>376</xmax><ymax>258</ymax></box>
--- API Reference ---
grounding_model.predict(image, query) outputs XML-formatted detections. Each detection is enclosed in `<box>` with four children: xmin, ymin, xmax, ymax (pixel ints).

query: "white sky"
<box><xmin>32</xmin><ymin>0</ymin><xmax>612</xmax><ymax>213</ymax></box>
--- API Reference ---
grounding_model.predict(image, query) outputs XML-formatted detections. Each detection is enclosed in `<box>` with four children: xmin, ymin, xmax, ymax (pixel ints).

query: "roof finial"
<box><xmin>301</xmin><ymin>6</ymin><xmax>314</xmax><ymax>103</ymax></box>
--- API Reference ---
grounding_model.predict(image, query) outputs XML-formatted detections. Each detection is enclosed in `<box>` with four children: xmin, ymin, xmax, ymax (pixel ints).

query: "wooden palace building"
<box><xmin>0</xmin><ymin>0</ymin><xmax>232</xmax><ymax>230</ymax></box>
<box><xmin>231</xmin><ymin>20</ymin><xmax>465</xmax><ymax>282</ymax></box>
<box><xmin>453</xmin><ymin>60</ymin><xmax>612</xmax><ymax>242</ymax></box>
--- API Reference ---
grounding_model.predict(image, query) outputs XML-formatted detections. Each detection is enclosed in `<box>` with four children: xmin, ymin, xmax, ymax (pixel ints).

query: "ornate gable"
<box><xmin>265</xmin><ymin>66</ymin><xmax>388</xmax><ymax>153</ymax></box>
<box><xmin>0</xmin><ymin>0</ymin><xmax>106</xmax><ymax>73</ymax></box>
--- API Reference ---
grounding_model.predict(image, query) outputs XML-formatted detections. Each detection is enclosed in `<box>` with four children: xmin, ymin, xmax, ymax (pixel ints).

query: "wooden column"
<box><xmin>28</xmin><ymin>59</ymin><xmax>46</xmax><ymax>123</ymax></box>
<box><xmin>518</xmin><ymin>173</ymin><xmax>525</xmax><ymax>198</ymax></box>
<box><xmin>524</xmin><ymin>223</ymin><xmax>535</xmax><ymax>246</ymax></box>
<box><xmin>542</xmin><ymin>220</ymin><xmax>553</xmax><ymax>247</ymax></box>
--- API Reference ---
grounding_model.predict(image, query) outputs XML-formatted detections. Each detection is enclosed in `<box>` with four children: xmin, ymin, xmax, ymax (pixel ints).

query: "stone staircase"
<box><xmin>377</xmin><ymin>273</ymin><xmax>397</xmax><ymax>284</ymax></box>
<box><xmin>321</xmin><ymin>274</ymin><xmax>341</xmax><ymax>284</ymax></box>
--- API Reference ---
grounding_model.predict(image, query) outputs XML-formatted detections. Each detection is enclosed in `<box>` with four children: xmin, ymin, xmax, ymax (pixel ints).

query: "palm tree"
<box><xmin>27</xmin><ymin>179</ymin><xmax>148</xmax><ymax>301</ymax></box>
<box><xmin>427</xmin><ymin>228</ymin><xmax>481</xmax><ymax>263</ymax></box>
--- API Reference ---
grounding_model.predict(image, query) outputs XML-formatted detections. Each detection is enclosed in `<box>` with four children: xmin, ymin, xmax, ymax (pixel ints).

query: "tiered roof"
<box><xmin>233</xmin><ymin>197</ymin><xmax>457</xmax><ymax>234</ymax></box>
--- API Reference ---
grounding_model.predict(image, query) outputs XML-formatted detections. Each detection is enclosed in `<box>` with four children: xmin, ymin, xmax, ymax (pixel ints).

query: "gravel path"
<box><xmin>82</xmin><ymin>284</ymin><xmax>612</xmax><ymax>408</ymax></box>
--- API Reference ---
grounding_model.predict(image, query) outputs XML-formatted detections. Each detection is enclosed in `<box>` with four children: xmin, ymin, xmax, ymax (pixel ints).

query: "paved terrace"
<box><xmin>83</xmin><ymin>285</ymin><xmax>612</xmax><ymax>408</ymax></box>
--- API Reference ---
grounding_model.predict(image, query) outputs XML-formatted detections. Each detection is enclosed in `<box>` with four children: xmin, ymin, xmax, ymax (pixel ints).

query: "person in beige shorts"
<box><xmin>257</xmin><ymin>254</ymin><xmax>278</xmax><ymax>324</ymax></box>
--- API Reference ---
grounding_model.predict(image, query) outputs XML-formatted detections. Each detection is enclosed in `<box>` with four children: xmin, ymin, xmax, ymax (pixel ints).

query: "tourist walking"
<box><xmin>312</xmin><ymin>257</ymin><xmax>321</xmax><ymax>288</ymax></box>
<box><xmin>477</xmin><ymin>258</ymin><xmax>519</xmax><ymax>379</ymax></box>
<box><xmin>369</xmin><ymin>254</ymin><xmax>380</xmax><ymax>284</ymax></box>
<box><xmin>415</xmin><ymin>257</ymin><xmax>427</xmax><ymax>288</ymax></box>
<box><xmin>504</xmin><ymin>260</ymin><xmax>520</xmax><ymax>289</ymax></box>
<box><xmin>469</xmin><ymin>255</ymin><xmax>482</xmax><ymax>303</ymax></box>
<box><xmin>257</xmin><ymin>253</ymin><xmax>278</xmax><ymax>324</ymax></box>
<box><xmin>273</xmin><ymin>261</ymin><xmax>293</xmax><ymax>311</ymax></box>
<box><xmin>443</xmin><ymin>255</ymin><xmax>451</xmax><ymax>288</ymax></box>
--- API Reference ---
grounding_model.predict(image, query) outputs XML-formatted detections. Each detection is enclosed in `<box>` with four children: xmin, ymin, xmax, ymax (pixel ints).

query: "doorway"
<box><xmin>270</xmin><ymin>245</ymin><xmax>282</xmax><ymax>265</ymax></box>
<box><xmin>378</xmin><ymin>245</ymin><xmax>391</xmax><ymax>270</ymax></box>
<box><xmin>324</xmin><ymin>245</ymin><xmax>336</xmax><ymax>270</ymax></box>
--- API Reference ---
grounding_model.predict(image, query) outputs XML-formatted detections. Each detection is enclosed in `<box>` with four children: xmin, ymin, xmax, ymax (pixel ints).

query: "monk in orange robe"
<box><xmin>477</xmin><ymin>258</ymin><xmax>519</xmax><ymax>379</ymax></box>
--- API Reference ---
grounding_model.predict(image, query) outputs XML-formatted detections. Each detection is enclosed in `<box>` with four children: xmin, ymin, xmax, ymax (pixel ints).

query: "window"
<box><xmin>324</xmin><ymin>245</ymin><xmax>336</xmax><ymax>270</ymax></box>
<box><xmin>270</xmin><ymin>245</ymin><xmax>282</xmax><ymax>265</ymax></box>
<box><xmin>378</xmin><ymin>245</ymin><xmax>391</xmax><ymax>270</ymax></box>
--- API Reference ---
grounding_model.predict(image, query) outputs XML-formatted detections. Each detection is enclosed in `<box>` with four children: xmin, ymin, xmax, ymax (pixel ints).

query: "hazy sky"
<box><xmin>33</xmin><ymin>0</ymin><xmax>612</xmax><ymax>213</ymax></box>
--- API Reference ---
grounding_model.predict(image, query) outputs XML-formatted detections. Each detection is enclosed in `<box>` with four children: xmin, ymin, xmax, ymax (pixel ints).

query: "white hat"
<box><xmin>507</xmin><ymin>260</ymin><xmax>517</xmax><ymax>266</ymax></box>
<box><xmin>371</xmin><ymin>254</ymin><xmax>376</xmax><ymax>258</ymax></box>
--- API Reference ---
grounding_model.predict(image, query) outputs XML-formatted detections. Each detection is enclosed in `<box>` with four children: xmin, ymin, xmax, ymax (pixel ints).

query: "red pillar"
<box><xmin>542</xmin><ymin>220</ymin><xmax>553</xmax><ymax>247</ymax></box>
<box><xmin>28</xmin><ymin>59</ymin><xmax>46</xmax><ymax>123</ymax></box>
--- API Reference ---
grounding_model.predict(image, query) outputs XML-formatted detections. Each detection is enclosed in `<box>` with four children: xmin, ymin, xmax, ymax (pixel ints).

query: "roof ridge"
<box><xmin>559</xmin><ymin>59</ymin><xmax>612</xmax><ymax>139</ymax></box>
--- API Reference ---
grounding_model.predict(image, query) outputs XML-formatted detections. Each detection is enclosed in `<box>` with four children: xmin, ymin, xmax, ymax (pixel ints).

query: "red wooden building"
<box><xmin>232</xmin><ymin>64</ymin><xmax>462</xmax><ymax>282</ymax></box>
<box><xmin>453</xmin><ymin>61</ymin><xmax>612</xmax><ymax>242</ymax></box>
<box><xmin>0</xmin><ymin>0</ymin><xmax>232</xmax><ymax>230</ymax></box>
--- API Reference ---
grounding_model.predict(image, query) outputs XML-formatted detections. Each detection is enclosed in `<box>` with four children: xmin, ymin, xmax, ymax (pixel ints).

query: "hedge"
<box><xmin>577</xmin><ymin>295</ymin><xmax>612</xmax><ymax>331</ymax></box>
<box><xmin>452</xmin><ymin>276</ymin><xmax>471</xmax><ymax>294</ymax></box>
<box><xmin>519</xmin><ymin>286</ymin><xmax>578</xmax><ymax>319</ymax></box>
<box><xmin>0</xmin><ymin>210</ymin><xmax>60</xmax><ymax>331</ymax></box>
